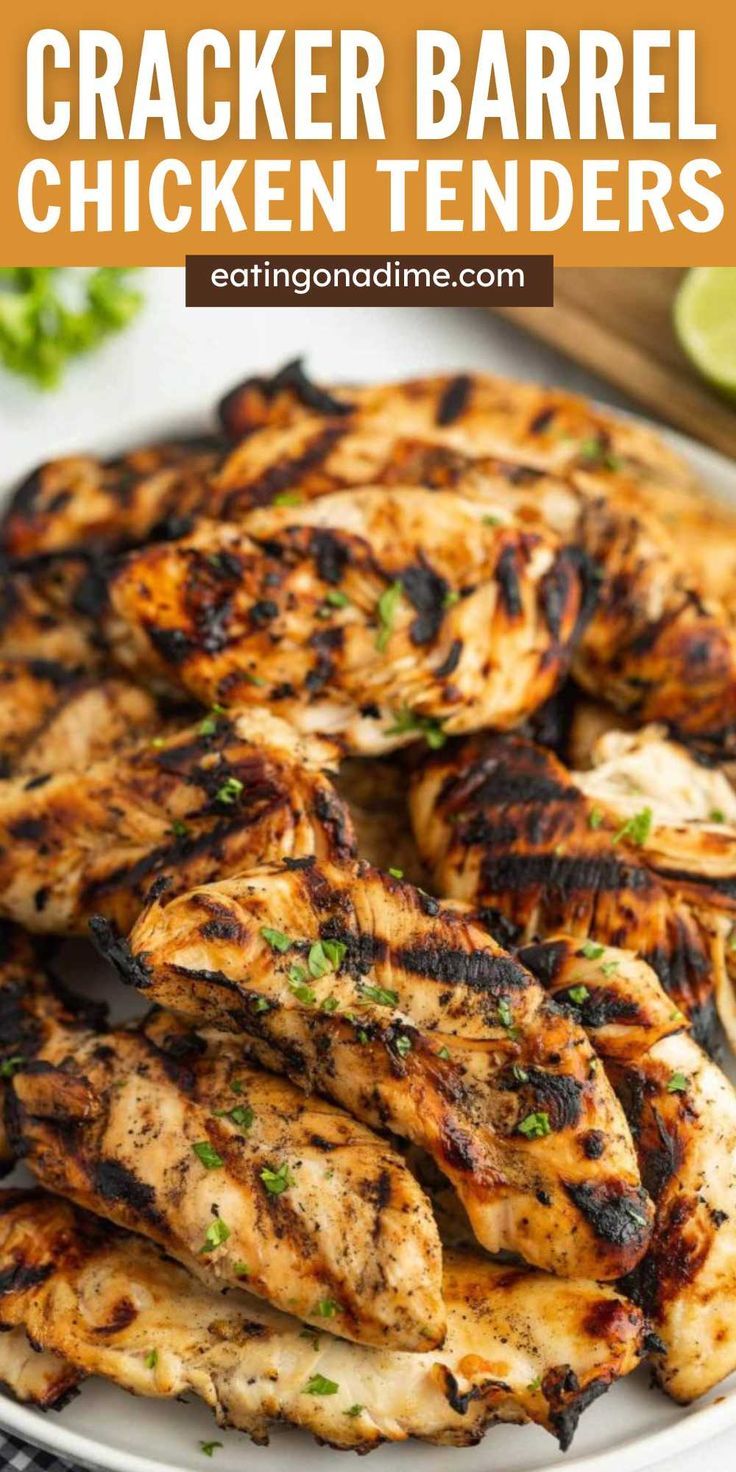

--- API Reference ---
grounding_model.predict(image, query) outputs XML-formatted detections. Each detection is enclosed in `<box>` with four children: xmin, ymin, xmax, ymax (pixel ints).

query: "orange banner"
<box><xmin>0</xmin><ymin>0</ymin><xmax>732</xmax><ymax>265</ymax></box>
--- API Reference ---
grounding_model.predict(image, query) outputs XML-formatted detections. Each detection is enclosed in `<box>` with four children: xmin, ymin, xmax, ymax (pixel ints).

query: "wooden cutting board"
<box><xmin>496</xmin><ymin>268</ymin><xmax>736</xmax><ymax>460</ymax></box>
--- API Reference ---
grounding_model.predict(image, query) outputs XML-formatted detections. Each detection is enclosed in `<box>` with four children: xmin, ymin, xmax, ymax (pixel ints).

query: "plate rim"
<box><xmin>1</xmin><ymin>404</ymin><xmax>734</xmax><ymax>1472</ymax></box>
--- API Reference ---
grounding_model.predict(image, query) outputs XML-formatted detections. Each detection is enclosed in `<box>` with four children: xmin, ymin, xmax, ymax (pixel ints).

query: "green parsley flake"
<box><xmin>261</xmin><ymin>1162</ymin><xmax>295</xmax><ymax>1195</ymax></box>
<box><xmin>600</xmin><ymin>961</ymin><xmax>619</xmax><ymax>978</ymax></box>
<box><xmin>613</xmin><ymin>806</ymin><xmax>653</xmax><ymax>847</ymax></box>
<box><xmin>580</xmin><ymin>941</ymin><xmax>605</xmax><ymax>960</ymax></box>
<box><xmin>376</xmin><ymin>581</ymin><xmax>403</xmax><ymax>651</ymax></box>
<box><xmin>308</xmin><ymin>939</ymin><xmax>347</xmax><ymax>978</ymax></box>
<box><xmin>482</xmin><ymin>514</ymin><xmax>503</xmax><ymax>527</ymax></box>
<box><xmin>437</xmin><ymin>1045</ymin><xmax>451</xmax><ymax>1060</ymax></box>
<box><xmin>388</xmin><ymin>866</ymin><xmax>404</xmax><ymax>879</ymax></box>
<box><xmin>144</xmin><ymin>1349</ymin><xmax>158</xmax><ymax>1370</ymax></box>
<box><xmin>588</xmin><ymin>807</ymin><xmax>604</xmax><ymax>830</ymax></box>
<box><xmin>215</xmin><ymin>775</ymin><xmax>244</xmax><ymax>805</ymax></box>
<box><xmin>359</xmin><ymin>982</ymin><xmax>398</xmax><ymax>1008</ymax></box>
<box><xmin>577</xmin><ymin>437</ymin><xmax>622</xmax><ymax>472</ymax></box>
<box><xmin>710</xmin><ymin>808</ymin><xmax>726</xmax><ymax>823</ymax></box>
<box><xmin>667</xmin><ymin>1072</ymin><xmax>688</xmax><ymax>1094</ymax></box>
<box><xmin>518</xmin><ymin>1111</ymin><xmax>551</xmax><ymax>1139</ymax></box>
<box><xmin>305</xmin><ymin>1374</ymin><xmax>339</xmax><ymax>1396</ymax></box>
<box><xmin>394</xmin><ymin>1034</ymin><xmax>412</xmax><ymax>1058</ymax></box>
<box><xmin>315</xmin><ymin>1298</ymin><xmax>339</xmax><ymax>1318</ymax></box>
<box><xmin>344</xmin><ymin>1404</ymin><xmax>364</xmax><ymax>1418</ymax></box>
<box><xmin>0</xmin><ymin>1056</ymin><xmax>25</xmax><ymax>1078</ymax></box>
<box><xmin>199</xmin><ymin>1442</ymin><xmax>223</xmax><ymax>1458</ymax></box>
<box><xmin>512</xmin><ymin>1065</ymin><xmax>529</xmax><ymax>1084</ymax></box>
<box><xmin>527</xmin><ymin>1375</ymin><xmax>542</xmax><ymax>1392</ymax></box>
<box><xmin>273</xmin><ymin>491</ymin><xmax>303</xmax><ymax>506</ymax></box>
<box><xmin>384</xmin><ymin>707</ymin><xmax>447</xmax><ymax>750</ymax></box>
<box><xmin>497</xmin><ymin>998</ymin><xmax>514</xmax><ymax>1029</ymax></box>
<box><xmin>325</xmin><ymin>589</ymin><xmax>349</xmax><ymax>607</ymax></box>
<box><xmin>443</xmin><ymin>589</ymin><xmax>460</xmax><ymax>608</ymax></box>
<box><xmin>228</xmin><ymin>1105</ymin><xmax>255</xmax><ymax>1131</ymax></box>
<box><xmin>260</xmin><ymin>926</ymin><xmax>292</xmax><ymax>953</ymax></box>
<box><xmin>233</xmin><ymin>1262</ymin><xmax>250</xmax><ymax>1277</ymax></box>
<box><xmin>201</xmin><ymin>1216</ymin><xmax>230</xmax><ymax>1253</ymax></box>
<box><xmin>568</xmin><ymin>985</ymin><xmax>589</xmax><ymax>1005</ymax></box>
<box><xmin>169</xmin><ymin>819</ymin><xmax>190</xmax><ymax>840</ymax></box>
<box><xmin>192</xmin><ymin>1141</ymin><xmax>224</xmax><ymax>1170</ymax></box>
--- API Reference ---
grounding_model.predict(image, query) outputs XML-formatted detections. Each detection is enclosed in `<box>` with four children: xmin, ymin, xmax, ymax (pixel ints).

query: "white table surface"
<box><xmin>0</xmin><ymin>269</ymin><xmax>734</xmax><ymax>1472</ymax></box>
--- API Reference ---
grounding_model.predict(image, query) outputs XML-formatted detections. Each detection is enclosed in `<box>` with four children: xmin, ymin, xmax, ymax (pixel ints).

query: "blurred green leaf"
<box><xmin>0</xmin><ymin>268</ymin><xmax>143</xmax><ymax>388</ymax></box>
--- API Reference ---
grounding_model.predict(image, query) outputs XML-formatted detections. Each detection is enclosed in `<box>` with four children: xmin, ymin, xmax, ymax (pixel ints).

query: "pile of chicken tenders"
<box><xmin>2</xmin><ymin>360</ymin><xmax>736</xmax><ymax>1455</ymax></box>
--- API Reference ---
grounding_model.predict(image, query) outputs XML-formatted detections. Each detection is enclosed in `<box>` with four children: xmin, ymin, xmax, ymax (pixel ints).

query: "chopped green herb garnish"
<box><xmin>376</xmin><ymin>581</ymin><xmax>403</xmax><ymax>651</ymax></box>
<box><xmin>588</xmin><ymin>807</ymin><xmax>604</xmax><ymax>830</ymax></box>
<box><xmin>169</xmin><ymin>819</ymin><xmax>190</xmax><ymax>840</ymax></box>
<box><xmin>580</xmin><ymin>941</ymin><xmax>605</xmax><ymax>960</ymax></box>
<box><xmin>230</xmin><ymin>1077</ymin><xmax>244</xmax><ymax>1094</ymax></box>
<box><xmin>253</xmin><ymin>996</ymin><xmax>271</xmax><ymax>1013</ymax></box>
<box><xmin>0</xmin><ymin>268</ymin><xmax>143</xmax><ymax>388</ymax></box>
<box><xmin>144</xmin><ymin>1349</ymin><xmax>158</xmax><ymax>1370</ymax></box>
<box><xmin>244</xmin><ymin>672</ymin><xmax>267</xmax><ymax>687</ymax></box>
<box><xmin>200</xmin><ymin>1216</ymin><xmax>230</xmax><ymax>1252</ymax></box>
<box><xmin>233</xmin><ymin>1261</ymin><xmax>250</xmax><ymax>1277</ymax></box>
<box><xmin>710</xmin><ymin>808</ymin><xmax>726</xmax><ymax>823</ymax></box>
<box><xmin>384</xmin><ymin>707</ymin><xmax>447</xmax><ymax>750</ymax></box>
<box><xmin>325</xmin><ymin>589</ymin><xmax>349</xmax><ymax>607</ymax></box>
<box><xmin>567</xmin><ymin>985</ymin><xmax>589</xmax><ymax>1005</ymax></box>
<box><xmin>199</xmin><ymin>1442</ymin><xmax>223</xmax><ymax>1458</ymax></box>
<box><xmin>192</xmin><ymin>1140</ymin><xmax>224</xmax><ymax>1170</ymax></box>
<box><xmin>527</xmin><ymin>1375</ymin><xmax>542</xmax><ymax>1392</ymax></box>
<box><xmin>518</xmin><ymin>1111</ymin><xmax>551</xmax><ymax>1139</ymax></box>
<box><xmin>314</xmin><ymin>1298</ymin><xmax>339</xmax><ymax>1318</ymax></box>
<box><xmin>497</xmin><ymin>998</ymin><xmax>514</xmax><ymax>1029</ymax></box>
<box><xmin>577</xmin><ymin>437</ymin><xmax>622</xmax><ymax>472</ymax></box>
<box><xmin>437</xmin><ymin>1045</ymin><xmax>451</xmax><ymax>1060</ymax></box>
<box><xmin>482</xmin><ymin>514</ymin><xmax>502</xmax><ymax>527</ymax></box>
<box><xmin>388</xmin><ymin>866</ymin><xmax>404</xmax><ymax>879</ymax></box>
<box><xmin>512</xmin><ymin>1064</ymin><xmax>529</xmax><ymax>1084</ymax></box>
<box><xmin>443</xmin><ymin>589</ymin><xmax>460</xmax><ymax>608</ymax></box>
<box><xmin>600</xmin><ymin>961</ymin><xmax>619</xmax><ymax>978</ymax></box>
<box><xmin>308</xmin><ymin>939</ymin><xmax>347</xmax><ymax>977</ymax></box>
<box><xmin>260</xmin><ymin>926</ymin><xmax>292</xmax><ymax>953</ymax></box>
<box><xmin>321</xmin><ymin>995</ymin><xmax>339</xmax><ymax>1013</ymax></box>
<box><xmin>289</xmin><ymin>975</ymin><xmax>317</xmax><ymax>1005</ymax></box>
<box><xmin>215</xmin><ymin>775</ymin><xmax>244</xmax><ymax>805</ymax></box>
<box><xmin>304</xmin><ymin>1374</ymin><xmax>339</xmax><ymax>1396</ymax></box>
<box><xmin>261</xmin><ymin>1162</ymin><xmax>295</xmax><ymax>1195</ymax></box>
<box><xmin>359</xmin><ymin>982</ymin><xmax>398</xmax><ymax>1008</ymax></box>
<box><xmin>612</xmin><ymin>806</ymin><xmax>653</xmax><ymax>847</ymax></box>
<box><xmin>273</xmin><ymin>490</ymin><xmax>303</xmax><ymax>506</ymax></box>
<box><xmin>228</xmin><ymin>1105</ymin><xmax>254</xmax><ymax>1131</ymax></box>
<box><xmin>0</xmin><ymin>1056</ymin><xmax>25</xmax><ymax>1078</ymax></box>
<box><xmin>667</xmin><ymin>1072</ymin><xmax>688</xmax><ymax>1094</ymax></box>
<box><xmin>394</xmin><ymin>1034</ymin><xmax>412</xmax><ymax>1058</ymax></box>
<box><xmin>344</xmin><ymin>1404</ymin><xmax>364</xmax><ymax>1418</ymax></box>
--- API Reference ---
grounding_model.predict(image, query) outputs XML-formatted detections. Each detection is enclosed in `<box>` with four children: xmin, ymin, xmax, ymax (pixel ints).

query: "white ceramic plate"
<box><xmin>0</xmin><ymin>394</ymin><xmax>735</xmax><ymax>1472</ymax></box>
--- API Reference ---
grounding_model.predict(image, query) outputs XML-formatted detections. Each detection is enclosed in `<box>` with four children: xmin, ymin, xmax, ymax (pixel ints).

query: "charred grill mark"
<box><xmin>435</xmin><ymin>375</ymin><xmax>472</xmax><ymax>427</ymax></box>
<box><xmin>0</xmin><ymin>1261</ymin><xmax>54</xmax><ymax>1295</ymax></box>
<box><xmin>523</xmin><ymin>1070</ymin><xmax>583</xmax><ymax>1132</ymax></box>
<box><xmin>88</xmin><ymin>918</ymin><xmax>153</xmax><ymax>990</ymax></box>
<box><xmin>93</xmin><ymin>1160</ymin><xmax>163</xmax><ymax>1225</ymax></box>
<box><xmin>394</xmin><ymin>943</ymin><xmax>530</xmax><ymax>994</ymax></box>
<box><xmin>435</xmin><ymin>638</ymin><xmax>462</xmax><ymax>679</ymax></box>
<box><xmin>495</xmin><ymin>545</ymin><xmax>523</xmax><ymax>619</ymax></box>
<box><xmin>222</xmin><ymin>425</ymin><xmax>347</xmax><ymax>515</ymax></box>
<box><xmin>94</xmin><ymin>1295</ymin><xmax>139</xmax><ymax>1334</ymax></box>
<box><xmin>545</xmin><ymin>1372</ymin><xmax>611</xmax><ymax>1453</ymax></box>
<box><xmin>481</xmin><ymin>851</ymin><xmax>654</xmax><ymax>898</ymax></box>
<box><xmin>146</xmin><ymin>625</ymin><xmax>195</xmax><ymax>665</ymax></box>
<box><xmin>564</xmin><ymin>1181</ymin><xmax>651</xmax><ymax>1248</ymax></box>
<box><xmin>517</xmin><ymin>941</ymin><xmax>568</xmax><ymax>988</ymax></box>
<box><xmin>439</xmin><ymin>1364</ymin><xmax>508</xmax><ymax>1415</ymax></box>
<box><xmin>401</xmin><ymin>562</ymin><xmax>449</xmax><ymax>647</ymax></box>
<box><xmin>309</xmin><ymin>529</ymin><xmax>350</xmax><ymax>586</ymax></box>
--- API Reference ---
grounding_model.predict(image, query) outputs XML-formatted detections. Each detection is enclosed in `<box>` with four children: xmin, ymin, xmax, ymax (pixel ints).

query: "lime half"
<box><xmin>674</xmin><ymin>267</ymin><xmax>736</xmax><ymax>401</ymax></box>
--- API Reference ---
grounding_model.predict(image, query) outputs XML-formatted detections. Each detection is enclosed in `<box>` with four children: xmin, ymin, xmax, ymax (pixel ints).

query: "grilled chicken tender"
<box><xmin>103</xmin><ymin>489</ymin><xmax>585</xmax><ymax>754</ymax></box>
<box><xmin>9</xmin><ymin>1006</ymin><xmax>442</xmax><ymax>1350</ymax></box>
<box><xmin>0</xmin><ymin>707</ymin><xmax>354</xmax><ymax>934</ymax></box>
<box><xmin>0</xmin><ymin>1325</ymin><xmax>80</xmax><ymax>1409</ymax></box>
<box><xmin>516</xmin><ymin>936</ymin><xmax>736</xmax><ymax>1403</ymax></box>
<box><xmin>101</xmin><ymin>857</ymin><xmax>654</xmax><ymax>1280</ymax></box>
<box><xmin>0</xmin><ymin>554</ymin><xmax>102</xmax><ymax>669</ymax></box>
<box><xmin>410</xmin><ymin>733</ymin><xmax>727</xmax><ymax>1050</ymax></box>
<box><xmin>0</xmin><ymin>1188</ymin><xmax>646</xmax><ymax>1451</ymax></box>
<box><xmin>0</xmin><ymin>922</ymin><xmax>106</xmax><ymax>1172</ymax></box>
<box><xmin>1</xmin><ymin>438</ymin><xmax>223</xmax><ymax>560</ymax></box>
<box><xmin>0</xmin><ymin>666</ymin><xmax>159</xmax><ymax>777</ymax></box>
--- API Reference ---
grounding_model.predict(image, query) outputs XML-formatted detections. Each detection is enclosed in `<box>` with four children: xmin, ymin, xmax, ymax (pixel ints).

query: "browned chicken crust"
<box><xmin>0</xmin><ymin>1188</ymin><xmax>646</xmax><ymax>1451</ymax></box>
<box><xmin>0</xmin><ymin>708</ymin><xmax>354</xmax><ymax>934</ymax></box>
<box><xmin>515</xmin><ymin>936</ymin><xmax>736</xmax><ymax>1403</ymax></box>
<box><xmin>101</xmin><ymin>857</ymin><xmax>654</xmax><ymax>1281</ymax></box>
<box><xmin>102</xmin><ymin>489</ymin><xmax>585</xmax><ymax>754</ymax></box>
<box><xmin>0</xmin><ymin>666</ymin><xmax>159</xmax><ymax>777</ymax></box>
<box><xmin>8</xmin><ymin>1003</ymin><xmax>443</xmax><ymax>1351</ymax></box>
<box><xmin>409</xmin><ymin>733</ymin><xmax>725</xmax><ymax>1049</ymax></box>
